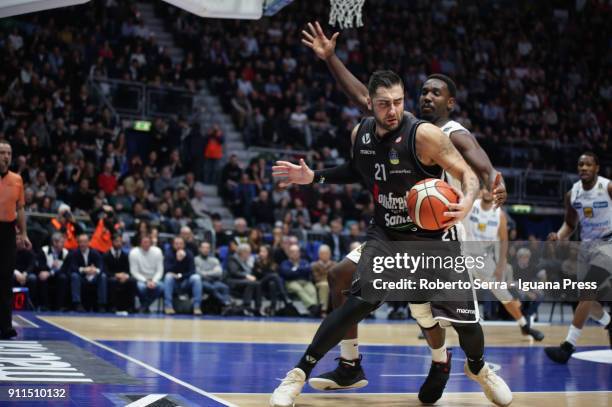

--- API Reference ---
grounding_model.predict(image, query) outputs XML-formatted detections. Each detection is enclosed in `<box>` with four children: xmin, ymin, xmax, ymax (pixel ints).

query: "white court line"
<box><xmin>125</xmin><ymin>394</ymin><xmax>167</xmax><ymax>407</ymax></box>
<box><xmin>214</xmin><ymin>390</ymin><xmax>612</xmax><ymax>395</ymax></box>
<box><xmin>39</xmin><ymin>317</ymin><xmax>238</xmax><ymax>407</ymax></box>
<box><xmin>381</xmin><ymin>373</ymin><xmax>464</xmax><ymax>377</ymax></box>
<box><xmin>14</xmin><ymin>315</ymin><xmax>40</xmax><ymax>328</ymax></box>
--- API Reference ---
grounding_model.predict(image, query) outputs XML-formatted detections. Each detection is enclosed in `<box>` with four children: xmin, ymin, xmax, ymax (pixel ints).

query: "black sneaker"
<box><xmin>545</xmin><ymin>341</ymin><xmax>575</xmax><ymax>364</ymax></box>
<box><xmin>521</xmin><ymin>324</ymin><xmax>545</xmax><ymax>341</ymax></box>
<box><xmin>308</xmin><ymin>356</ymin><xmax>368</xmax><ymax>391</ymax></box>
<box><xmin>0</xmin><ymin>328</ymin><xmax>17</xmax><ymax>339</ymax></box>
<box><xmin>418</xmin><ymin>350</ymin><xmax>452</xmax><ymax>404</ymax></box>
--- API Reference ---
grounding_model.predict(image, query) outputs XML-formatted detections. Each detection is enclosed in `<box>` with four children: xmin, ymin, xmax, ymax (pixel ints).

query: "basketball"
<box><xmin>406</xmin><ymin>178</ymin><xmax>460</xmax><ymax>230</ymax></box>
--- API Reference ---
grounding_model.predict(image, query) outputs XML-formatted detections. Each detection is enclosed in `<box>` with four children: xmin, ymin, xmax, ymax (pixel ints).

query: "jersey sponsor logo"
<box><xmin>583</xmin><ymin>207</ymin><xmax>594</xmax><ymax>218</ymax></box>
<box><xmin>389</xmin><ymin>169</ymin><xmax>412</xmax><ymax>175</ymax></box>
<box><xmin>377</xmin><ymin>191</ymin><xmax>407</xmax><ymax>211</ymax></box>
<box><xmin>593</xmin><ymin>201</ymin><xmax>609</xmax><ymax>208</ymax></box>
<box><xmin>362</xmin><ymin>133</ymin><xmax>371</xmax><ymax>144</ymax></box>
<box><xmin>360</xmin><ymin>149</ymin><xmax>375</xmax><ymax>155</ymax></box>
<box><xmin>384</xmin><ymin>213</ymin><xmax>413</xmax><ymax>227</ymax></box>
<box><xmin>395</xmin><ymin>136</ymin><xmax>402</xmax><ymax>143</ymax></box>
<box><xmin>487</xmin><ymin>220</ymin><xmax>498</xmax><ymax>226</ymax></box>
<box><xmin>456</xmin><ymin>308</ymin><xmax>476</xmax><ymax>314</ymax></box>
<box><xmin>573</xmin><ymin>202</ymin><xmax>583</xmax><ymax>209</ymax></box>
<box><xmin>478</xmin><ymin>223</ymin><xmax>487</xmax><ymax>232</ymax></box>
<box><xmin>389</xmin><ymin>149</ymin><xmax>400</xmax><ymax>165</ymax></box>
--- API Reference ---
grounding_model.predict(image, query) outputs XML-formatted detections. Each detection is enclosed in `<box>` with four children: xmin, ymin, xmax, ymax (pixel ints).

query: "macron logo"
<box><xmin>456</xmin><ymin>308</ymin><xmax>476</xmax><ymax>314</ymax></box>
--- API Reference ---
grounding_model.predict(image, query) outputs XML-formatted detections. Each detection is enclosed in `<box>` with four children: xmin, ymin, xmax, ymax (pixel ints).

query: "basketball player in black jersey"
<box><xmin>269</xmin><ymin>70</ymin><xmax>512</xmax><ymax>407</ymax></box>
<box><xmin>296</xmin><ymin>22</ymin><xmax>522</xmax><ymax>404</ymax></box>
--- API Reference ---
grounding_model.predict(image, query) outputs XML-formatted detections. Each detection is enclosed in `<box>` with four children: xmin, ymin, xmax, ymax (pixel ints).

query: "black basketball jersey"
<box><xmin>351</xmin><ymin>113</ymin><xmax>446</xmax><ymax>240</ymax></box>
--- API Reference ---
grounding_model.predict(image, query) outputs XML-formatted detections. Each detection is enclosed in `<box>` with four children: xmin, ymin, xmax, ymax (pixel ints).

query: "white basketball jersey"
<box><xmin>570</xmin><ymin>176</ymin><xmax>612</xmax><ymax>241</ymax></box>
<box><xmin>466</xmin><ymin>199</ymin><xmax>502</xmax><ymax>242</ymax></box>
<box><xmin>439</xmin><ymin>120</ymin><xmax>469</xmax><ymax>190</ymax></box>
<box><xmin>439</xmin><ymin>120</ymin><xmax>470</xmax><ymax>240</ymax></box>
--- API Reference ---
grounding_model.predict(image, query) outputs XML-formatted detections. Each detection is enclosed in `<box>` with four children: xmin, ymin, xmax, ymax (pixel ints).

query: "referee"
<box><xmin>0</xmin><ymin>141</ymin><xmax>30</xmax><ymax>339</ymax></box>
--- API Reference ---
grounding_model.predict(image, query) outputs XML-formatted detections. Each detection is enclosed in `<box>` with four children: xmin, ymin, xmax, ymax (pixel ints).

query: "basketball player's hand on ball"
<box><xmin>301</xmin><ymin>21</ymin><xmax>339</xmax><ymax>60</ymax></box>
<box><xmin>492</xmin><ymin>172</ymin><xmax>507</xmax><ymax>208</ymax></box>
<box><xmin>272</xmin><ymin>159</ymin><xmax>314</xmax><ymax>188</ymax></box>
<box><xmin>441</xmin><ymin>186</ymin><xmax>472</xmax><ymax>229</ymax></box>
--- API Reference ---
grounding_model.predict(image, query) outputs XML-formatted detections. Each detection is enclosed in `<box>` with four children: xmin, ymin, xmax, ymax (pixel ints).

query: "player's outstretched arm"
<box><xmin>301</xmin><ymin>21</ymin><xmax>369</xmax><ymax>112</ymax></box>
<box><xmin>449</xmin><ymin>130</ymin><xmax>507</xmax><ymax>208</ymax></box>
<box><xmin>547</xmin><ymin>191</ymin><xmax>577</xmax><ymax>241</ymax></box>
<box><xmin>415</xmin><ymin>123</ymin><xmax>479</xmax><ymax>227</ymax></box>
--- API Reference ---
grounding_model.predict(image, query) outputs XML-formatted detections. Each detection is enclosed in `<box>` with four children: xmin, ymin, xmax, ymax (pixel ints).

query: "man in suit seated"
<box><xmin>323</xmin><ymin>218</ymin><xmax>350</xmax><ymax>262</ymax></box>
<box><xmin>35</xmin><ymin>232</ymin><xmax>70</xmax><ymax>310</ymax></box>
<box><xmin>68</xmin><ymin>234</ymin><xmax>107</xmax><ymax>312</ymax></box>
<box><xmin>103</xmin><ymin>234</ymin><xmax>136</xmax><ymax>313</ymax></box>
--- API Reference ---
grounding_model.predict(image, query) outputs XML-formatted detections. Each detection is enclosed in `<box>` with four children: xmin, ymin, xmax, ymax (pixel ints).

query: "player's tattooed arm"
<box><xmin>449</xmin><ymin>130</ymin><xmax>506</xmax><ymax>207</ymax></box>
<box><xmin>416</xmin><ymin>123</ymin><xmax>479</xmax><ymax>225</ymax></box>
<box><xmin>301</xmin><ymin>21</ymin><xmax>369</xmax><ymax>112</ymax></box>
<box><xmin>548</xmin><ymin>191</ymin><xmax>578</xmax><ymax>241</ymax></box>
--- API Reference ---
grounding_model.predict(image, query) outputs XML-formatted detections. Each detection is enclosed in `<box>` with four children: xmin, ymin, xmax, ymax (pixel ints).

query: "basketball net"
<box><xmin>329</xmin><ymin>0</ymin><xmax>365</xmax><ymax>29</ymax></box>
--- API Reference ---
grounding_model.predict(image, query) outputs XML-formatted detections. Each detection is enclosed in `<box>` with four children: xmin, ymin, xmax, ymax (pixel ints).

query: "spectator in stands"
<box><xmin>324</xmin><ymin>218</ymin><xmax>350</xmax><ymax>262</ymax></box>
<box><xmin>247</xmin><ymin>228</ymin><xmax>264</xmax><ymax>254</ymax></box>
<box><xmin>190</xmin><ymin>183</ymin><xmax>210</xmax><ymax>218</ymax></box>
<box><xmin>179</xmin><ymin>226</ymin><xmax>199</xmax><ymax>255</ymax></box>
<box><xmin>226</xmin><ymin>243</ymin><xmax>262</xmax><ymax>316</ymax></box>
<box><xmin>279</xmin><ymin>244</ymin><xmax>318</xmax><ymax>316</ymax></box>
<box><xmin>251</xmin><ymin>190</ymin><xmax>275</xmax><ymax>228</ymax></box>
<box><xmin>253</xmin><ymin>244</ymin><xmax>289</xmax><ymax>315</ymax></box>
<box><xmin>48</xmin><ymin>204</ymin><xmax>81</xmax><ymax>250</ymax></box>
<box><xmin>163</xmin><ymin>236</ymin><xmax>203</xmax><ymax>315</ymax></box>
<box><xmin>12</xmin><ymin>235</ymin><xmax>37</xmax><ymax>305</ymax></box>
<box><xmin>203</xmin><ymin>124</ymin><xmax>224</xmax><ymax>185</ymax></box>
<box><xmin>220</xmin><ymin>154</ymin><xmax>242</xmax><ymax>204</ymax></box>
<box><xmin>231</xmin><ymin>217</ymin><xmax>249</xmax><ymax>245</ymax></box>
<box><xmin>104</xmin><ymin>234</ymin><xmax>136</xmax><ymax>313</ymax></box>
<box><xmin>35</xmin><ymin>233</ymin><xmax>70</xmax><ymax>311</ymax></box>
<box><xmin>129</xmin><ymin>235</ymin><xmax>164</xmax><ymax>314</ymax></box>
<box><xmin>68</xmin><ymin>234</ymin><xmax>107</xmax><ymax>312</ymax></box>
<box><xmin>97</xmin><ymin>161</ymin><xmax>117</xmax><ymax>195</ymax></box>
<box><xmin>194</xmin><ymin>241</ymin><xmax>232</xmax><ymax>309</ymax></box>
<box><xmin>311</xmin><ymin>244</ymin><xmax>335</xmax><ymax>317</ymax></box>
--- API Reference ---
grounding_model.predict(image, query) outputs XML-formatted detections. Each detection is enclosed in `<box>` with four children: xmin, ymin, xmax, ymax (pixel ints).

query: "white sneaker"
<box><xmin>270</xmin><ymin>368</ymin><xmax>306</xmax><ymax>407</ymax></box>
<box><xmin>464</xmin><ymin>362</ymin><xmax>513</xmax><ymax>406</ymax></box>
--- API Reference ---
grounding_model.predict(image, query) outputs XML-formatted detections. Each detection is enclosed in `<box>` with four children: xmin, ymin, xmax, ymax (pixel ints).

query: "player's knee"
<box><xmin>408</xmin><ymin>302</ymin><xmax>438</xmax><ymax>329</ymax></box>
<box><xmin>328</xmin><ymin>260</ymin><xmax>355</xmax><ymax>290</ymax></box>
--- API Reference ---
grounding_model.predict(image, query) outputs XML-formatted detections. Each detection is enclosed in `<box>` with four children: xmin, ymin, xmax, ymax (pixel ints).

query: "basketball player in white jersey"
<box><xmin>466</xmin><ymin>188</ymin><xmax>545</xmax><ymax>340</ymax></box>
<box><xmin>545</xmin><ymin>152</ymin><xmax>612</xmax><ymax>363</ymax></box>
<box><xmin>300</xmin><ymin>22</ymin><xmax>509</xmax><ymax>405</ymax></box>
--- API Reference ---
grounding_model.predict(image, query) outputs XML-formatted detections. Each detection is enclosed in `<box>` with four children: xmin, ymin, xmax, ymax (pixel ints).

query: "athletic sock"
<box><xmin>565</xmin><ymin>325</ymin><xmax>582</xmax><ymax>346</ymax></box>
<box><xmin>340</xmin><ymin>339</ymin><xmax>359</xmax><ymax>360</ymax></box>
<box><xmin>296</xmin><ymin>347</ymin><xmax>322</xmax><ymax>378</ymax></box>
<box><xmin>431</xmin><ymin>345</ymin><xmax>448</xmax><ymax>363</ymax></box>
<box><xmin>595</xmin><ymin>311</ymin><xmax>611</xmax><ymax>328</ymax></box>
<box><xmin>467</xmin><ymin>357</ymin><xmax>485</xmax><ymax>375</ymax></box>
<box><xmin>517</xmin><ymin>316</ymin><xmax>527</xmax><ymax>327</ymax></box>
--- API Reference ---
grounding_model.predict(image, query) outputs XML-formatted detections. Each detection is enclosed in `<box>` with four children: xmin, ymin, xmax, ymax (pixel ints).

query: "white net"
<box><xmin>329</xmin><ymin>0</ymin><xmax>365</xmax><ymax>29</ymax></box>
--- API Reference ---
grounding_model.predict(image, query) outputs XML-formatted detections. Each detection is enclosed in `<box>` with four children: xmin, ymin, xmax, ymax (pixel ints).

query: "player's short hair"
<box><xmin>368</xmin><ymin>70</ymin><xmax>403</xmax><ymax>97</ymax></box>
<box><xmin>0</xmin><ymin>140</ymin><xmax>11</xmax><ymax>148</ymax></box>
<box><xmin>427</xmin><ymin>74</ymin><xmax>457</xmax><ymax>97</ymax></box>
<box><xmin>580</xmin><ymin>151</ymin><xmax>599</xmax><ymax>165</ymax></box>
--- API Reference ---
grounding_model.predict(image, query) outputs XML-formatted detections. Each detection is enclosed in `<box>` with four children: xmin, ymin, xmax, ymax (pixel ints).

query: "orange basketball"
<box><xmin>406</xmin><ymin>178</ymin><xmax>460</xmax><ymax>230</ymax></box>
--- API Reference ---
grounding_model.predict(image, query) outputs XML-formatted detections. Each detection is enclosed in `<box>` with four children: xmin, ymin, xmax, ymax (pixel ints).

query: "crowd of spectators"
<box><xmin>157</xmin><ymin>0</ymin><xmax>611</xmax><ymax>175</ymax></box>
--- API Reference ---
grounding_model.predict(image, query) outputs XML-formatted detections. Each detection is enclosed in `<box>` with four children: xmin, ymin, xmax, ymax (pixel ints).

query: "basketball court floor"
<box><xmin>3</xmin><ymin>311</ymin><xmax>611</xmax><ymax>406</ymax></box>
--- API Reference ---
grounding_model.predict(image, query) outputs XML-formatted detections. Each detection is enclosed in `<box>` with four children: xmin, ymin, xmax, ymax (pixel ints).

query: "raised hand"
<box><xmin>301</xmin><ymin>21</ymin><xmax>339</xmax><ymax>60</ymax></box>
<box><xmin>272</xmin><ymin>159</ymin><xmax>314</xmax><ymax>188</ymax></box>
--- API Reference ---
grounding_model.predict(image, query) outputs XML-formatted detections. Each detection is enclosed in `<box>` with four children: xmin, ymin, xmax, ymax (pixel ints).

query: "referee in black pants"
<box><xmin>0</xmin><ymin>141</ymin><xmax>31</xmax><ymax>339</ymax></box>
